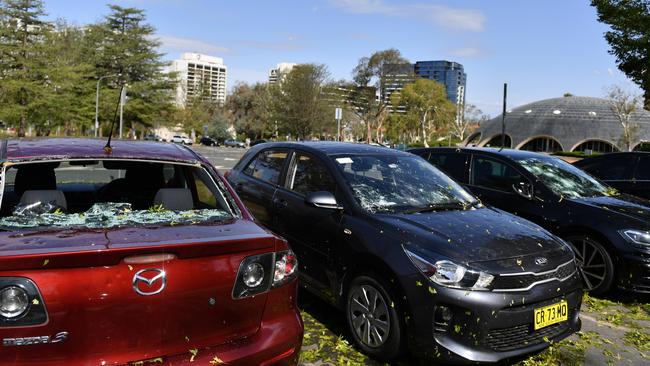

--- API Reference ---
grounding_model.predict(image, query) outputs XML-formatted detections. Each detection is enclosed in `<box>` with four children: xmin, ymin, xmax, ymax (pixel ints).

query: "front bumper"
<box><xmin>617</xmin><ymin>252</ymin><xmax>650</xmax><ymax>293</ymax></box>
<box><xmin>405</xmin><ymin>272</ymin><xmax>583</xmax><ymax>364</ymax></box>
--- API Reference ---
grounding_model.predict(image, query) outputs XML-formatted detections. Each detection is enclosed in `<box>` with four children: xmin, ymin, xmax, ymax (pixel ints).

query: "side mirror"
<box><xmin>305</xmin><ymin>191</ymin><xmax>343</xmax><ymax>210</ymax></box>
<box><xmin>512</xmin><ymin>182</ymin><xmax>533</xmax><ymax>200</ymax></box>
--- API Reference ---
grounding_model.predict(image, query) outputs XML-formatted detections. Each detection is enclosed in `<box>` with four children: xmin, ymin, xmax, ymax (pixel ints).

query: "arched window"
<box><xmin>572</xmin><ymin>140</ymin><xmax>619</xmax><ymax>153</ymax></box>
<box><xmin>519</xmin><ymin>137</ymin><xmax>563</xmax><ymax>152</ymax></box>
<box><xmin>633</xmin><ymin>142</ymin><xmax>650</xmax><ymax>152</ymax></box>
<box><xmin>482</xmin><ymin>134</ymin><xmax>511</xmax><ymax>148</ymax></box>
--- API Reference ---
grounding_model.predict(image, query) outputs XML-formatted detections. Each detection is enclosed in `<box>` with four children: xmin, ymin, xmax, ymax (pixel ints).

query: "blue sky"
<box><xmin>44</xmin><ymin>0</ymin><xmax>639</xmax><ymax>116</ymax></box>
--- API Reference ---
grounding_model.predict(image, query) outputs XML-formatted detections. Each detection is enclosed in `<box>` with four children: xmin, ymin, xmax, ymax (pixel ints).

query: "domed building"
<box><xmin>465</xmin><ymin>96</ymin><xmax>650</xmax><ymax>153</ymax></box>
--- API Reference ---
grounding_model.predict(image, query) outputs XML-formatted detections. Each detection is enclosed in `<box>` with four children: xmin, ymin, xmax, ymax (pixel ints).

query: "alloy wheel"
<box><xmin>348</xmin><ymin>284</ymin><xmax>391</xmax><ymax>348</ymax></box>
<box><xmin>567</xmin><ymin>237</ymin><xmax>608</xmax><ymax>291</ymax></box>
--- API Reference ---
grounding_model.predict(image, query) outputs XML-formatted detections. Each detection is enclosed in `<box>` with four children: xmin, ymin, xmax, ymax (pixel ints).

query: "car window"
<box><xmin>636</xmin><ymin>156</ymin><xmax>650</xmax><ymax>181</ymax></box>
<box><xmin>0</xmin><ymin>160</ymin><xmax>234</xmax><ymax>230</ymax></box>
<box><xmin>243</xmin><ymin>149</ymin><xmax>288</xmax><ymax>185</ymax></box>
<box><xmin>579</xmin><ymin>156</ymin><xmax>635</xmax><ymax>180</ymax></box>
<box><xmin>471</xmin><ymin>156</ymin><xmax>526</xmax><ymax>192</ymax></box>
<box><xmin>288</xmin><ymin>153</ymin><xmax>336</xmax><ymax>196</ymax></box>
<box><xmin>427</xmin><ymin>153</ymin><xmax>469</xmax><ymax>182</ymax></box>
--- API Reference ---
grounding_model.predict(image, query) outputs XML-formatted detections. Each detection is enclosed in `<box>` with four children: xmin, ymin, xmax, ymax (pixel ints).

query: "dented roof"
<box><xmin>3</xmin><ymin>138</ymin><xmax>201</xmax><ymax>164</ymax></box>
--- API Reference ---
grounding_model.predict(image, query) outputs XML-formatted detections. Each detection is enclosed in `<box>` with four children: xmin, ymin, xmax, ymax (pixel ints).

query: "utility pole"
<box><xmin>335</xmin><ymin>107</ymin><xmax>342</xmax><ymax>141</ymax></box>
<box><xmin>501</xmin><ymin>83</ymin><xmax>507</xmax><ymax>148</ymax></box>
<box><xmin>119</xmin><ymin>85</ymin><xmax>127</xmax><ymax>139</ymax></box>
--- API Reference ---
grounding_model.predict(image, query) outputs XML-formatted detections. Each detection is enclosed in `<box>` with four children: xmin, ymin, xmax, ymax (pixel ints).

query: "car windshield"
<box><xmin>513</xmin><ymin>155</ymin><xmax>613</xmax><ymax>199</ymax></box>
<box><xmin>0</xmin><ymin>160</ymin><xmax>235</xmax><ymax>230</ymax></box>
<box><xmin>333</xmin><ymin>154</ymin><xmax>478</xmax><ymax>213</ymax></box>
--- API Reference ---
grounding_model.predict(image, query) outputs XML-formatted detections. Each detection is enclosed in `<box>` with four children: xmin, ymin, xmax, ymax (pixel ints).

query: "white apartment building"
<box><xmin>171</xmin><ymin>53</ymin><xmax>227</xmax><ymax>107</ymax></box>
<box><xmin>268</xmin><ymin>62</ymin><xmax>296</xmax><ymax>84</ymax></box>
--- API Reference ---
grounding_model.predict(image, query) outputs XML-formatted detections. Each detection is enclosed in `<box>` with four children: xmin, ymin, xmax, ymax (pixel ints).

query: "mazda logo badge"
<box><xmin>132</xmin><ymin>268</ymin><xmax>166</xmax><ymax>296</ymax></box>
<box><xmin>534</xmin><ymin>257</ymin><xmax>548</xmax><ymax>266</ymax></box>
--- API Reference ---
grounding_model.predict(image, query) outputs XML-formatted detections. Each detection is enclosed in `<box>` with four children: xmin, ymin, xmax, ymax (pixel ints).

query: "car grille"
<box><xmin>491</xmin><ymin>261</ymin><xmax>577</xmax><ymax>292</ymax></box>
<box><xmin>483</xmin><ymin>322</ymin><xmax>569</xmax><ymax>352</ymax></box>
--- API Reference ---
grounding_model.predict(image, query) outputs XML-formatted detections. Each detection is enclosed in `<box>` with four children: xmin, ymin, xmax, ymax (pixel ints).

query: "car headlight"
<box><xmin>403</xmin><ymin>247</ymin><xmax>494</xmax><ymax>291</ymax></box>
<box><xmin>620</xmin><ymin>229</ymin><xmax>650</xmax><ymax>246</ymax></box>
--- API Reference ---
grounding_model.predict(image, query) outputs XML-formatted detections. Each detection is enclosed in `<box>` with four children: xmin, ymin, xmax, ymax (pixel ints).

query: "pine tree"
<box><xmin>0</xmin><ymin>0</ymin><xmax>49</xmax><ymax>136</ymax></box>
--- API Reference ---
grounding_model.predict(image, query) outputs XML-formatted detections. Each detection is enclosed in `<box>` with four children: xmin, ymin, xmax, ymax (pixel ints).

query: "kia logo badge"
<box><xmin>132</xmin><ymin>268</ymin><xmax>166</xmax><ymax>296</ymax></box>
<box><xmin>534</xmin><ymin>257</ymin><xmax>548</xmax><ymax>266</ymax></box>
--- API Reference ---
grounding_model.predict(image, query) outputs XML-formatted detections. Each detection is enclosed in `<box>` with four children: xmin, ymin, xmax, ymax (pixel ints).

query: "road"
<box><xmin>190</xmin><ymin>145</ymin><xmax>247</xmax><ymax>171</ymax></box>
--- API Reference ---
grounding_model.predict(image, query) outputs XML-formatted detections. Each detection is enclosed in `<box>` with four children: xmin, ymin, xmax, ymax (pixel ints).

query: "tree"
<box><xmin>349</xmin><ymin>49</ymin><xmax>410</xmax><ymax>143</ymax></box>
<box><xmin>0</xmin><ymin>0</ymin><xmax>50</xmax><ymax>136</ymax></box>
<box><xmin>391</xmin><ymin>79</ymin><xmax>455</xmax><ymax>147</ymax></box>
<box><xmin>607</xmin><ymin>85</ymin><xmax>642</xmax><ymax>151</ymax></box>
<box><xmin>451</xmin><ymin>103</ymin><xmax>488</xmax><ymax>141</ymax></box>
<box><xmin>227</xmin><ymin>82</ymin><xmax>279</xmax><ymax>139</ymax></box>
<box><xmin>86</xmin><ymin>4</ymin><xmax>175</xmax><ymax>136</ymax></box>
<box><xmin>275</xmin><ymin>64</ymin><xmax>331</xmax><ymax>139</ymax></box>
<box><xmin>592</xmin><ymin>0</ymin><xmax>650</xmax><ymax>110</ymax></box>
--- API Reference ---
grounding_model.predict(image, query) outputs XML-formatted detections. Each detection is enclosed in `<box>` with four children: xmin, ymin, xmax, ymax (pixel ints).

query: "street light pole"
<box><xmin>94</xmin><ymin>74</ymin><xmax>120</xmax><ymax>138</ymax></box>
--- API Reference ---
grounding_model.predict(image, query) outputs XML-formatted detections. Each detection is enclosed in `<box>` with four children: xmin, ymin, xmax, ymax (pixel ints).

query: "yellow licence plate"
<box><xmin>534</xmin><ymin>300</ymin><xmax>568</xmax><ymax>330</ymax></box>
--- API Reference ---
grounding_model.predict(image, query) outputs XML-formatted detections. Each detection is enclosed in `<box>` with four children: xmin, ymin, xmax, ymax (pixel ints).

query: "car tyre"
<box><xmin>346</xmin><ymin>274</ymin><xmax>404</xmax><ymax>361</ymax></box>
<box><xmin>564</xmin><ymin>234</ymin><xmax>614</xmax><ymax>295</ymax></box>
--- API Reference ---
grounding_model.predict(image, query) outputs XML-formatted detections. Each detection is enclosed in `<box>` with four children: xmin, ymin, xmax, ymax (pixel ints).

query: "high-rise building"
<box><xmin>381</xmin><ymin>60</ymin><xmax>467</xmax><ymax>119</ymax></box>
<box><xmin>268</xmin><ymin>62</ymin><xmax>296</xmax><ymax>84</ymax></box>
<box><xmin>171</xmin><ymin>53</ymin><xmax>227</xmax><ymax>107</ymax></box>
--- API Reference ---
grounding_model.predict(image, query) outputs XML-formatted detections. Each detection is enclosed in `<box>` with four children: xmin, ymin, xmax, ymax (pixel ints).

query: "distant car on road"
<box><xmin>200</xmin><ymin>136</ymin><xmax>219</xmax><ymax>146</ymax></box>
<box><xmin>0</xmin><ymin>138</ymin><xmax>303</xmax><ymax>365</ymax></box>
<box><xmin>225</xmin><ymin>139</ymin><xmax>246</xmax><ymax>148</ymax></box>
<box><xmin>228</xmin><ymin>142</ymin><xmax>582</xmax><ymax>364</ymax></box>
<box><xmin>574</xmin><ymin>152</ymin><xmax>650</xmax><ymax>200</ymax></box>
<box><xmin>171</xmin><ymin>135</ymin><xmax>192</xmax><ymax>145</ymax></box>
<box><xmin>143</xmin><ymin>134</ymin><xmax>164</xmax><ymax>142</ymax></box>
<box><xmin>412</xmin><ymin>147</ymin><xmax>650</xmax><ymax>295</ymax></box>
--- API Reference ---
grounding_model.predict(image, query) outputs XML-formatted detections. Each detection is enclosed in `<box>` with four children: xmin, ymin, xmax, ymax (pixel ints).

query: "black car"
<box><xmin>411</xmin><ymin>147</ymin><xmax>650</xmax><ymax>295</ymax></box>
<box><xmin>574</xmin><ymin>152</ymin><xmax>650</xmax><ymax>200</ymax></box>
<box><xmin>228</xmin><ymin>142</ymin><xmax>581</xmax><ymax>364</ymax></box>
<box><xmin>200</xmin><ymin>136</ymin><xmax>219</xmax><ymax>146</ymax></box>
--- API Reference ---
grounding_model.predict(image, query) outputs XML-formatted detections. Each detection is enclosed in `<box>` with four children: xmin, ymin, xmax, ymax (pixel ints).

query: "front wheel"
<box><xmin>346</xmin><ymin>274</ymin><xmax>404</xmax><ymax>361</ymax></box>
<box><xmin>564</xmin><ymin>234</ymin><xmax>614</xmax><ymax>295</ymax></box>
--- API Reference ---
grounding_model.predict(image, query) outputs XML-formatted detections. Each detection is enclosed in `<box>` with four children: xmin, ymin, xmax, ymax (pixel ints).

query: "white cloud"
<box><xmin>607</xmin><ymin>68</ymin><xmax>614</xmax><ymax>76</ymax></box>
<box><xmin>330</xmin><ymin>0</ymin><xmax>485</xmax><ymax>32</ymax></box>
<box><xmin>450</xmin><ymin>47</ymin><xmax>483</xmax><ymax>58</ymax></box>
<box><xmin>158</xmin><ymin>35</ymin><xmax>230</xmax><ymax>56</ymax></box>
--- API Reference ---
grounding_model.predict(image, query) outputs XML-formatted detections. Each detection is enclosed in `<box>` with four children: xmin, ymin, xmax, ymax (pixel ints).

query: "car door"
<box><xmin>229</xmin><ymin>148</ymin><xmax>289</xmax><ymax>228</ymax></box>
<box><xmin>272</xmin><ymin>150</ymin><xmax>343</xmax><ymax>295</ymax></box>
<box><xmin>467</xmin><ymin>154</ymin><xmax>542</xmax><ymax>222</ymax></box>
<box><xmin>632</xmin><ymin>155</ymin><xmax>650</xmax><ymax>200</ymax></box>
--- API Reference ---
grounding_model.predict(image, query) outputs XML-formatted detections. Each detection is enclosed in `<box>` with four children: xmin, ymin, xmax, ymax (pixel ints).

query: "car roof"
<box><xmin>256</xmin><ymin>141</ymin><xmax>412</xmax><ymax>157</ymax></box>
<box><xmin>2</xmin><ymin>138</ymin><xmax>201</xmax><ymax>164</ymax></box>
<box><xmin>412</xmin><ymin>146</ymin><xmax>553</xmax><ymax>160</ymax></box>
<box><xmin>575</xmin><ymin>151</ymin><xmax>650</xmax><ymax>164</ymax></box>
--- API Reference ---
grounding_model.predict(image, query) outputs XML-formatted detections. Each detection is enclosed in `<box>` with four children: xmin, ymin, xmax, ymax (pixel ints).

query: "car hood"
<box><xmin>374</xmin><ymin>207</ymin><xmax>572</xmax><ymax>273</ymax></box>
<box><xmin>571</xmin><ymin>194</ymin><xmax>650</xmax><ymax>225</ymax></box>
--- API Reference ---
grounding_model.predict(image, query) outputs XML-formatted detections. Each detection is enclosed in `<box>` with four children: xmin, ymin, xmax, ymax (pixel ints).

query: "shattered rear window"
<box><xmin>0</xmin><ymin>159</ymin><xmax>234</xmax><ymax>230</ymax></box>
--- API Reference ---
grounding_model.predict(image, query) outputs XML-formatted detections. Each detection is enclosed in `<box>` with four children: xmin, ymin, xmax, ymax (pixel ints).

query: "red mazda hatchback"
<box><xmin>0</xmin><ymin>138</ymin><xmax>303</xmax><ymax>365</ymax></box>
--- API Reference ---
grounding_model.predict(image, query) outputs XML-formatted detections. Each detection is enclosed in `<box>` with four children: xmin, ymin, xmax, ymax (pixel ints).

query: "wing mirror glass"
<box><xmin>512</xmin><ymin>182</ymin><xmax>533</xmax><ymax>200</ymax></box>
<box><xmin>305</xmin><ymin>191</ymin><xmax>343</xmax><ymax>210</ymax></box>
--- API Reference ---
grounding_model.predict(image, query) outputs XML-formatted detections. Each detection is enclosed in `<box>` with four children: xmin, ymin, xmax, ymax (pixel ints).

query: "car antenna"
<box><xmin>104</xmin><ymin>84</ymin><xmax>125</xmax><ymax>154</ymax></box>
<box><xmin>499</xmin><ymin>83</ymin><xmax>507</xmax><ymax>152</ymax></box>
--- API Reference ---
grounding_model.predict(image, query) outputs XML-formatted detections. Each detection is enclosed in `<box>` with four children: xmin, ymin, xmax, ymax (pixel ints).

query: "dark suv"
<box><xmin>574</xmin><ymin>152</ymin><xmax>650</xmax><ymax>200</ymax></box>
<box><xmin>228</xmin><ymin>142</ymin><xmax>582</xmax><ymax>364</ymax></box>
<box><xmin>411</xmin><ymin>147</ymin><xmax>650</xmax><ymax>295</ymax></box>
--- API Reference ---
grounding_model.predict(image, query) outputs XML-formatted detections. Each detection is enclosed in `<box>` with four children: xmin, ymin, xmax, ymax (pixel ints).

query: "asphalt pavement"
<box><xmin>190</xmin><ymin>145</ymin><xmax>247</xmax><ymax>171</ymax></box>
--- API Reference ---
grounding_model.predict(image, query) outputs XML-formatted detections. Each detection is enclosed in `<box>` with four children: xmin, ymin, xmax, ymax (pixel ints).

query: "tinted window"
<box><xmin>636</xmin><ymin>156</ymin><xmax>650</xmax><ymax>180</ymax></box>
<box><xmin>472</xmin><ymin>157</ymin><xmax>526</xmax><ymax>192</ymax></box>
<box><xmin>579</xmin><ymin>156</ymin><xmax>634</xmax><ymax>180</ymax></box>
<box><xmin>244</xmin><ymin>150</ymin><xmax>288</xmax><ymax>185</ymax></box>
<box><xmin>428</xmin><ymin>153</ymin><xmax>469</xmax><ymax>182</ymax></box>
<box><xmin>289</xmin><ymin>153</ymin><xmax>336</xmax><ymax>195</ymax></box>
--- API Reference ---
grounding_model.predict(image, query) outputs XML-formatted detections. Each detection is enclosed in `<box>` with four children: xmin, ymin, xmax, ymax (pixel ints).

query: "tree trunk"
<box><xmin>18</xmin><ymin>114</ymin><xmax>26</xmax><ymax>137</ymax></box>
<box><xmin>421</xmin><ymin>110</ymin><xmax>429</xmax><ymax>147</ymax></box>
<box><xmin>366</xmin><ymin>119</ymin><xmax>372</xmax><ymax>144</ymax></box>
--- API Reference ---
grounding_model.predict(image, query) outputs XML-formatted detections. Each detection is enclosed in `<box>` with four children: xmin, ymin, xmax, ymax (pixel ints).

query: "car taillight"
<box><xmin>0</xmin><ymin>278</ymin><xmax>47</xmax><ymax>327</ymax></box>
<box><xmin>272</xmin><ymin>250</ymin><xmax>298</xmax><ymax>288</ymax></box>
<box><xmin>232</xmin><ymin>250</ymin><xmax>298</xmax><ymax>299</ymax></box>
